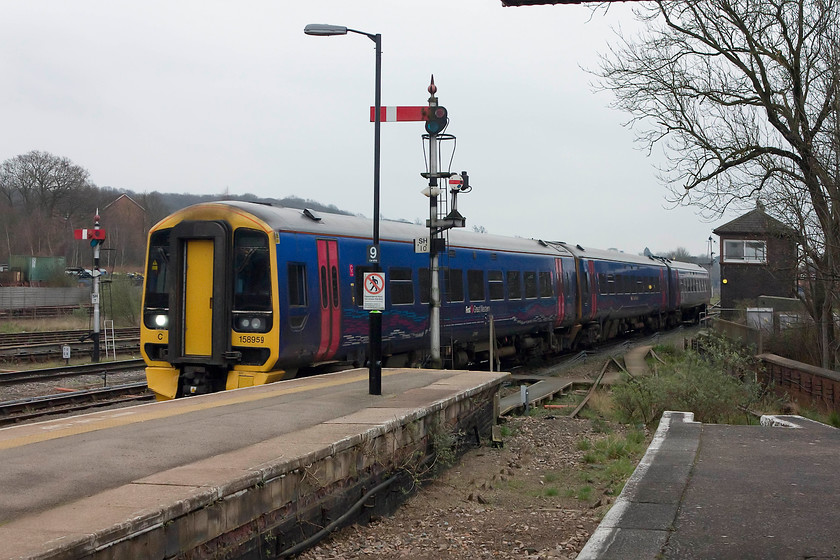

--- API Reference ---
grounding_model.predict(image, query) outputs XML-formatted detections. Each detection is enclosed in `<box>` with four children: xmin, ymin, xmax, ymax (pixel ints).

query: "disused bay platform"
<box><xmin>0</xmin><ymin>367</ymin><xmax>508</xmax><ymax>560</ymax></box>
<box><xmin>579</xmin><ymin>411</ymin><xmax>840</xmax><ymax>559</ymax></box>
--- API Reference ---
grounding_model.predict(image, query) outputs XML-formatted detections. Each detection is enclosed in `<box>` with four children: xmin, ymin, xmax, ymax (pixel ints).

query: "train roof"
<box><xmin>161</xmin><ymin>202</ymin><xmax>708</xmax><ymax>274</ymax></box>
<box><xmin>190</xmin><ymin>201</ymin><xmax>575</xmax><ymax>258</ymax></box>
<box><xmin>553</xmin><ymin>242</ymin><xmax>708</xmax><ymax>274</ymax></box>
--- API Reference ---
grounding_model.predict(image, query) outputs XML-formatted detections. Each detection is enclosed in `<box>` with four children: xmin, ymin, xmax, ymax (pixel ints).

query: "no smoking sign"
<box><xmin>363</xmin><ymin>272</ymin><xmax>385</xmax><ymax>310</ymax></box>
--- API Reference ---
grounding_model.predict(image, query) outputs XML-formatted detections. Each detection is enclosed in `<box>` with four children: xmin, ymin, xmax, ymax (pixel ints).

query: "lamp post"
<box><xmin>305</xmin><ymin>23</ymin><xmax>382</xmax><ymax>395</ymax></box>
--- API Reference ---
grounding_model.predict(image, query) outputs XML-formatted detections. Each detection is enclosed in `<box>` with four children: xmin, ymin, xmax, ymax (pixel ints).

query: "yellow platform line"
<box><xmin>0</xmin><ymin>369</ymin><xmax>410</xmax><ymax>451</ymax></box>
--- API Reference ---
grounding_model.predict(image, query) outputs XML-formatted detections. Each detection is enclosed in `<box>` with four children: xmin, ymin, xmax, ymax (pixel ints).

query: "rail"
<box><xmin>0</xmin><ymin>382</ymin><xmax>152</xmax><ymax>426</ymax></box>
<box><xmin>0</xmin><ymin>359</ymin><xmax>145</xmax><ymax>386</ymax></box>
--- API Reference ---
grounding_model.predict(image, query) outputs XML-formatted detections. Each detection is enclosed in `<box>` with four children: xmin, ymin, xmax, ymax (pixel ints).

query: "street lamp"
<box><xmin>305</xmin><ymin>23</ymin><xmax>383</xmax><ymax>396</ymax></box>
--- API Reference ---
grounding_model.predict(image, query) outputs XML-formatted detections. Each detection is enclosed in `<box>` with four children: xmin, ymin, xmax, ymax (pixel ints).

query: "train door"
<box><xmin>314</xmin><ymin>239</ymin><xmax>341</xmax><ymax>361</ymax></box>
<box><xmin>168</xmin><ymin>221</ymin><xmax>232</xmax><ymax>368</ymax></box>
<box><xmin>183</xmin><ymin>240</ymin><xmax>214</xmax><ymax>356</ymax></box>
<box><xmin>578</xmin><ymin>259</ymin><xmax>597</xmax><ymax>321</ymax></box>
<box><xmin>554</xmin><ymin>258</ymin><xmax>565</xmax><ymax>325</ymax></box>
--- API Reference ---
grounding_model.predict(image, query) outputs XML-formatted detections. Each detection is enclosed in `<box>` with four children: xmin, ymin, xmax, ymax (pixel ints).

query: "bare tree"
<box><xmin>0</xmin><ymin>151</ymin><xmax>96</xmax><ymax>261</ymax></box>
<box><xmin>596</xmin><ymin>0</ymin><xmax>840</xmax><ymax>367</ymax></box>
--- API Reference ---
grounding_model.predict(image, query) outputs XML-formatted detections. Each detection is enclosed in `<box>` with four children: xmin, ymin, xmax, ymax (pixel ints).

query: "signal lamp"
<box><xmin>425</xmin><ymin>106</ymin><xmax>448</xmax><ymax>135</ymax></box>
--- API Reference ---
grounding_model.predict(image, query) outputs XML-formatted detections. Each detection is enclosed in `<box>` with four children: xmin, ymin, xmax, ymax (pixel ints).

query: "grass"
<box><xmin>565</xmin><ymin>429</ymin><xmax>648</xmax><ymax>504</ymax></box>
<box><xmin>796</xmin><ymin>405</ymin><xmax>840</xmax><ymax>428</ymax></box>
<box><xmin>0</xmin><ymin>316</ymin><xmax>93</xmax><ymax>333</ymax></box>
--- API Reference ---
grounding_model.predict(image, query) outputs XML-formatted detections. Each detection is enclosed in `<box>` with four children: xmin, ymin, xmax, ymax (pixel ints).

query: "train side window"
<box><xmin>598</xmin><ymin>273</ymin><xmax>607</xmax><ymax>295</ymax></box>
<box><xmin>607</xmin><ymin>274</ymin><xmax>616</xmax><ymax>295</ymax></box>
<box><xmin>331</xmin><ymin>266</ymin><xmax>339</xmax><ymax>306</ymax></box>
<box><xmin>419</xmin><ymin>268</ymin><xmax>430</xmax><ymax>304</ymax></box>
<box><xmin>287</xmin><ymin>263</ymin><xmax>307</xmax><ymax>306</ymax></box>
<box><xmin>468</xmin><ymin>269</ymin><xmax>485</xmax><ymax>301</ymax></box>
<box><xmin>354</xmin><ymin>266</ymin><xmax>375</xmax><ymax>306</ymax></box>
<box><xmin>488</xmin><ymin>270</ymin><xmax>504</xmax><ymax>301</ymax></box>
<box><xmin>447</xmin><ymin>269</ymin><xmax>464</xmax><ymax>303</ymax></box>
<box><xmin>319</xmin><ymin>266</ymin><xmax>329</xmax><ymax>308</ymax></box>
<box><xmin>389</xmin><ymin>267</ymin><xmax>414</xmax><ymax>305</ymax></box>
<box><xmin>539</xmin><ymin>271</ymin><xmax>553</xmax><ymax>297</ymax></box>
<box><xmin>507</xmin><ymin>271</ymin><xmax>522</xmax><ymax>299</ymax></box>
<box><xmin>524</xmin><ymin>271</ymin><xmax>538</xmax><ymax>298</ymax></box>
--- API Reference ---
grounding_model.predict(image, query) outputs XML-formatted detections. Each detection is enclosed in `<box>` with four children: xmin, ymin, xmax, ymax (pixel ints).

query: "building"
<box><xmin>712</xmin><ymin>203</ymin><xmax>797</xmax><ymax>311</ymax></box>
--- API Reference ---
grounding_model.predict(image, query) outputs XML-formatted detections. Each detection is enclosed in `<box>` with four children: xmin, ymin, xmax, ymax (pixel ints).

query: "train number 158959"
<box><xmin>237</xmin><ymin>335</ymin><xmax>265</xmax><ymax>345</ymax></box>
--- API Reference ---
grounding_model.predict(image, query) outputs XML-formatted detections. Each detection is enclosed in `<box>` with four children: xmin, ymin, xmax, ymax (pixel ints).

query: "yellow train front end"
<box><xmin>140</xmin><ymin>203</ymin><xmax>289</xmax><ymax>400</ymax></box>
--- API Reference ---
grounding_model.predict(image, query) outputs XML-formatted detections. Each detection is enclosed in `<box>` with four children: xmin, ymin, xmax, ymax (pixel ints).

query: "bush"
<box><xmin>612</xmin><ymin>333</ymin><xmax>785</xmax><ymax>426</ymax></box>
<box><xmin>102</xmin><ymin>276</ymin><xmax>142</xmax><ymax>327</ymax></box>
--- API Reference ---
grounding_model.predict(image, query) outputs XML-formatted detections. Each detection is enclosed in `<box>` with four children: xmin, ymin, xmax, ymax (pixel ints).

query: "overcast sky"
<box><xmin>0</xmin><ymin>1</ymin><xmax>734</xmax><ymax>258</ymax></box>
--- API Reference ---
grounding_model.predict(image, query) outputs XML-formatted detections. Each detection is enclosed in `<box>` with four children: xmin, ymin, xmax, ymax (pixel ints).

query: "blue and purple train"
<box><xmin>140</xmin><ymin>201</ymin><xmax>710</xmax><ymax>400</ymax></box>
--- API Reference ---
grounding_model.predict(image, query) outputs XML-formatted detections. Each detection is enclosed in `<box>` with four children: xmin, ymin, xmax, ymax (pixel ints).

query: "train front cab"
<box><xmin>141</xmin><ymin>212</ymin><xmax>287</xmax><ymax>400</ymax></box>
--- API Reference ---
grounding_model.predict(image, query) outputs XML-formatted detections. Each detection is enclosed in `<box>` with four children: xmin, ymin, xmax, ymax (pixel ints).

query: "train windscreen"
<box><xmin>233</xmin><ymin>230</ymin><xmax>271</xmax><ymax>310</ymax></box>
<box><xmin>144</xmin><ymin>229</ymin><xmax>171</xmax><ymax>328</ymax></box>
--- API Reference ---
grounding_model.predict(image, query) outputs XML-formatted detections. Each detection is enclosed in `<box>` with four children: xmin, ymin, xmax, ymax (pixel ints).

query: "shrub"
<box><xmin>102</xmin><ymin>276</ymin><xmax>142</xmax><ymax>327</ymax></box>
<box><xmin>612</xmin><ymin>334</ymin><xmax>785</xmax><ymax>426</ymax></box>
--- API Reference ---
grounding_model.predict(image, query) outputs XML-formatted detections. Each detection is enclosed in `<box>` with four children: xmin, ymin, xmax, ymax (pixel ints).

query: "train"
<box><xmin>140</xmin><ymin>201</ymin><xmax>710</xmax><ymax>400</ymax></box>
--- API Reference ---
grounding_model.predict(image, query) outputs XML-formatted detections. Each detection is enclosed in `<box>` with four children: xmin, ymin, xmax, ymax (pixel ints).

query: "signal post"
<box><xmin>74</xmin><ymin>212</ymin><xmax>106</xmax><ymax>363</ymax></box>
<box><xmin>372</xmin><ymin>76</ymin><xmax>469</xmax><ymax>368</ymax></box>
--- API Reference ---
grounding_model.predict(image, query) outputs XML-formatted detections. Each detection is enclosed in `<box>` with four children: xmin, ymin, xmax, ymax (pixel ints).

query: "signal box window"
<box><xmin>287</xmin><ymin>263</ymin><xmax>307</xmax><ymax>306</ymax></box>
<box><xmin>447</xmin><ymin>269</ymin><xmax>464</xmax><ymax>303</ymax></box>
<box><xmin>507</xmin><ymin>271</ymin><xmax>522</xmax><ymax>299</ymax></box>
<box><xmin>390</xmin><ymin>267</ymin><xmax>414</xmax><ymax>305</ymax></box>
<box><xmin>488</xmin><ymin>270</ymin><xmax>504</xmax><ymax>300</ymax></box>
<box><xmin>539</xmin><ymin>272</ymin><xmax>553</xmax><ymax>298</ymax></box>
<box><xmin>468</xmin><ymin>270</ymin><xmax>485</xmax><ymax>301</ymax></box>
<box><xmin>723</xmin><ymin>239</ymin><xmax>767</xmax><ymax>263</ymax></box>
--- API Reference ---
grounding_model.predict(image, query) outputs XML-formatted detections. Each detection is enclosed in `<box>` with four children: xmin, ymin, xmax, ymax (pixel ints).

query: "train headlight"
<box><xmin>234</xmin><ymin>314</ymin><xmax>271</xmax><ymax>333</ymax></box>
<box><xmin>144</xmin><ymin>310</ymin><xmax>169</xmax><ymax>330</ymax></box>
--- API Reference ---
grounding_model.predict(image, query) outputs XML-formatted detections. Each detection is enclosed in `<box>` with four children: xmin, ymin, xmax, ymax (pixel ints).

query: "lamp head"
<box><xmin>304</xmin><ymin>24</ymin><xmax>348</xmax><ymax>36</ymax></box>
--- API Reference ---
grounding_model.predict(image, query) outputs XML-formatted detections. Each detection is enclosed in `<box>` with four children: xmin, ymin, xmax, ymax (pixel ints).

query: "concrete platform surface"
<box><xmin>579</xmin><ymin>411</ymin><xmax>840</xmax><ymax>559</ymax></box>
<box><xmin>0</xmin><ymin>367</ymin><xmax>508</xmax><ymax>560</ymax></box>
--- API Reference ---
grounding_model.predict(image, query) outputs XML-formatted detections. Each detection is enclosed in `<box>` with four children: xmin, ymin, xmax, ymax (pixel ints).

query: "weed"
<box><xmin>577</xmin><ymin>486</ymin><xmax>593</xmax><ymax>501</ymax></box>
<box><xmin>544</xmin><ymin>487</ymin><xmax>559</xmax><ymax>497</ymax></box>
<box><xmin>543</xmin><ymin>471</ymin><xmax>560</xmax><ymax>483</ymax></box>
<box><xmin>611</xmin><ymin>333</ymin><xmax>786</xmax><ymax>426</ymax></box>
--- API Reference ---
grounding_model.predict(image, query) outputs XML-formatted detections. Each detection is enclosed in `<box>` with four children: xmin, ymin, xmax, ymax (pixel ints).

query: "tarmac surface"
<box><xmin>579</xmin><ymin>411</ymin><xmax>840</xmax><ymax>559</ymax></box>
<box><xmin>0</xmin><ymin>367</ymin><xmax>508</xmax><ymax>559</ymax></box>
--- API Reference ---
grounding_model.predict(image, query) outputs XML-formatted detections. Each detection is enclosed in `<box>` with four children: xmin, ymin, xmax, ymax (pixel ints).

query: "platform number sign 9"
<box><xmin>367</xmin><ymin>244</ymin><xmax>380</xmax><ymax>264</ymax></box>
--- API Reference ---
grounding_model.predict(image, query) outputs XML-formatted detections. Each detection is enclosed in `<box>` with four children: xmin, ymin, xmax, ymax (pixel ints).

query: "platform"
<box><xmin>0</xmin><ymin>367</ymin><xmax>508</xmax><ymax>560</ymax></box>
<box><xmin>579</xmin><ymin>411</ymin><xmax>840</xmax><ymax>559</ymax></box>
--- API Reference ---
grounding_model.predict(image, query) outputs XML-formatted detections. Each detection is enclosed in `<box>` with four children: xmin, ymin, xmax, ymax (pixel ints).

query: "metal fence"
<box><xmin>0</xmin><ymin>287</ymin><xmax>90</xmax><ymax>316</ymax></box>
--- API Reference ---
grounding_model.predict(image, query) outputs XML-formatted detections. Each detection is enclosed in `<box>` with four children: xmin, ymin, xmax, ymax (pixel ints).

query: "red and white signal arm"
<box><xmin>74</xmin><ymin>228</ymin><xmax>106</xmax><ymax>241</ymax></box>
<box><xmin>369</xmin><ymin>106</ymin><xmax>435</xmax><ymax>122</ymax></box>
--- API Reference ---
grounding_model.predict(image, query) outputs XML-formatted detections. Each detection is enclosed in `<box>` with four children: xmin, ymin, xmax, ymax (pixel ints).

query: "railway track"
<box><xmin>0</xmin><ymin>327</ymin><xmax>140</xmax><ymax>362</ymax></box>
<box><xmin>0</xmin><ymin>359</ymin><xmax>145</xmax><ymax>385</ymax></box>
<box><xmin>0</xmin><ymin>382</ymin><xmax>153</xmax><ymax>426</ymax></box>
<box><xmin>0</xmin><ymin>327</ymin><xmax>139</xmax><ymax>346</ymax></box>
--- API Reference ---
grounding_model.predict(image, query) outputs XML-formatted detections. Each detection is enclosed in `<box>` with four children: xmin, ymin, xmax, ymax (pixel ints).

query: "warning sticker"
<box><xmin>363</xmin><ymin>272</ymin><xmax>385</xmax><ymax>311</ymax></box>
